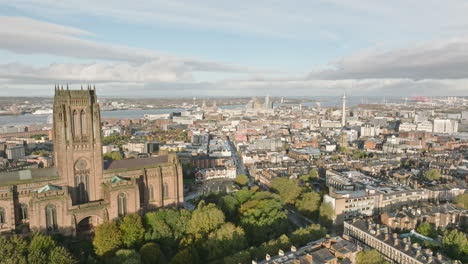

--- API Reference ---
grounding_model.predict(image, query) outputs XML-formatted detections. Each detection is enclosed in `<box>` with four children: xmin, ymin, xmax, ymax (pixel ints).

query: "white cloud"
<box><xmin>0</xmin><ymin>61</ymin><xmax>192</xmax><ymax>83</ymax></box>
<box><xmin>309</xmin><ymin>38</ymin><xmax>468</xmax><ymax>80</ymax></box>
<box><xmin>0</xmin><ymin>16</ymin><xmax>263</xmax><ymax>75</ymax></box>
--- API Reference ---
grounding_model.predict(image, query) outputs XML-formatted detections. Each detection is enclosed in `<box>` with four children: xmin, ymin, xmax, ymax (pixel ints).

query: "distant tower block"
<box><xmin>341</xmin><ymin>92</ymin><xmax>347</xmax><ymax>127</ymax></box>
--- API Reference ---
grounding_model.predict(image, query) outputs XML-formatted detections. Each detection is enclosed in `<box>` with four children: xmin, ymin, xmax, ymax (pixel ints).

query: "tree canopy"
<box><xmin>416</xmin><ymin>222</ymin><xmax>437</xmax><ymax>238</ymax></box>
<box><xmin>0</xmin><ymin>234</ymin><xmax>77</xmax><ymax>264</ymax></box>
<box><xmin>319</xmin><ymin>202</ymin><xmax>334</xmax><ymax>227</ymax></box>
<box><xmin>139</xmin><ymin>242</ymin><xmax>164</xmax><ymax>264</ymax></box>
<box><xmin>424</xmin><ymin>169</ymin><xmax>441</xmax><ymax>181</ymax></box>
<box><xmin>239</xmin><ymin>195</ymin><xmax>289</xmax><ymax>244</ymax></box>
<box><xmin>120</xmin><ymin>213</ymin><xmax>145</xmax><ymax>248</ymax></box>
<box><xmin>235</xmin><ymin>174</ymin><xmax>249</xmax><ymax>186</ymax></box>
<box><xmin>203</xmin><ymin>223</ymin><xmax>247</xmax><ymax>260</ymax></box>
<box><xmin>454</xmin><ymin>193</ymin><xmax>468</xmax><ymax>209</ymax></box>
<box><xmin>186</xmin><ymin>201</ymin><xmax>225</xmax><ymax>237</ymax></box>
<box><xmin>442</xmin><ymin>229</ymin><xmax>468</xmax><ymax>261</ymax></box>
<box><xmin>144</xmin><ymin>209</ymin><xmax>191</xmax><ymax>254</ymax></box>
<box><xmin>299</xmin><ymin>169</ymin><xmax>319</xmax><ymax>182</ymax></box>
<box><xmin>93</xmin><ymin>221</ymin><xmax>123</xmax><ymax>257</ymax></box>
<box><xmin>295</xmin><ymin>191</ymin><xmax>321</xmax><ymax>219</ymax></box>
<box><xmin>270</xmin><ymin>177</ymin><xmax>302</xmax><ymax>204</ymax></box>
<box><xmin>103</xmin><ymin>152</ymin><xmax>123</xmax><ymax>161</ymax></box>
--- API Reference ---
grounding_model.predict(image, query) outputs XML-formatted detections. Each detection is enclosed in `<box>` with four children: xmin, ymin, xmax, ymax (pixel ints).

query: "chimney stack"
<box><xmin>404</xmin><ymin>244</ymin><xmax>410</xmax><ymax>251</ymax></box>
<box><xmin>416</xmin><ymin>249</ymin><xmax>421</xmax><ymax>257</ymax></box>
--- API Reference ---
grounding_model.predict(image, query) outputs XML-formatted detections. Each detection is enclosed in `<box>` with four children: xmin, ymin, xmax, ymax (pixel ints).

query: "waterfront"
<box><xmin>0</xmin><ymin>96</ymin><xmax>402</xmax><ymax>126</ymax></box>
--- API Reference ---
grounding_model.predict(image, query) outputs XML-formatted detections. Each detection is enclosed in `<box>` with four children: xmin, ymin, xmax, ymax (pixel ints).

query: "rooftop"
<box><xmin>103</xmin><ymin>156</ymin><xmax>169</xmax><ymax>171</ymax></box>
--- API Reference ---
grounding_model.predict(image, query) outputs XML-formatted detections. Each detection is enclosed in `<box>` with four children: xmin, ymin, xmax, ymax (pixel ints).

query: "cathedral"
<box><xmin>0</xmin><ymin>86</ymin><xmax>184</xmax><ymax>235</ymax></box>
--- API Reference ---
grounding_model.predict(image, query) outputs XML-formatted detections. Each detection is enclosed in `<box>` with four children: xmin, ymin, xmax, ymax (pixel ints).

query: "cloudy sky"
<box><xmin>1</xmin><ymin>0</ymin><xmax>468</xmax><ymax>97</ymax></box>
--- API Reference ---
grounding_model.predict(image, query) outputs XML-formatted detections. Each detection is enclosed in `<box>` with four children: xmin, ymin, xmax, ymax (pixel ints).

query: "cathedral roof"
<box><xmin>109</xmin><ymin>175</ymin><xmax>128</xmax><ymax>183</ymax></box>
<box><xmin>0</xmin><ymin>168</ymin><xmax>58</xmax><ymax>186</ymax></box>
<box><xmin>37</xmin><ymin>184</ymin><xmax>62</xmax><ymax>193</ymax></box>
<box><xmin>103</xmin><ymin>156</ymin><xmax>169</xmax><ymax>171</ymax></box>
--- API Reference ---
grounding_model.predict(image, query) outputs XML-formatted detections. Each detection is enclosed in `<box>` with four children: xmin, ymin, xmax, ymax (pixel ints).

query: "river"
<box><xmin>0</xmin><ymin>96</ymin><xmax>403</xmax><ymax>126</ymax></box>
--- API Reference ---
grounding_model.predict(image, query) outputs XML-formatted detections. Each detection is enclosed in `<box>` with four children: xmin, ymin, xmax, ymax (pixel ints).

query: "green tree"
<box><xmin>235</xmin><ymin>174</ymin><xmax>249</xmax><ymax>186</ymax></box>
<box><xmin>233</xmin><ymin>189</ymin><xmax>255</xmax><ymax>204</ymax></box>
<box><xmin>170</xmin><ymin>247</ymin><xmax>200</xmax><ymax>264</ymax></box>
<box><xmin>442</xmin><ymin>229</ymin><xmax>468</xmax><ymax>260</ymax></box>
<box><xmin>454</xmin><ymin>193</ymin><xmax>468</xmax><ymax>209</ymax></box>
<box><xmin>29</xmin><ymin>232</ymin><xmax>56</xmax><ymax>256</ymax></box>
<box><xmin>93</xmin><ymin>221</ymin><xmax>123</xmax><ymax>257</ymax></box>
<box><xmin>104</xmin><ymin>152</ymin><xmax>123</xmax><ymax>161</ymax></box>
<box><xmin>186</xmin><ymin>201</ymin><xmax>225</xmax><ymax>237</ymax></box>
<box><xmin>218</xmin><ymin>195</ymin><xmax>240</xmax><ymax>221</ymax></box>
<box><xmin>251</xmin><ymin>234</ymin><xmax>290</xmax><ymax>260</ymax></box>
<box><xmin>28</xmin><ymin>232</ymin><xmax>56</xmax><ymax>264</ymax></box>
<box><xmin>299</xmin><ymin>169</ymin><xmax>319</xmax><ymax>182</ymax></box>
<box><xmin>144</xmin><ymin>209</ymin><xmax>191</xmax><ymax>254</ymax></box>
<box><xmin>139</xmin><ymin>242</ymin><xmax>164</xmax><ymax>264</ymax></box>
<box><xmin>203</xmin><ymin>223</ymin><xmax>247</xmax><ymax>260</ymax></box>
<box><xmin>28</xmin><ymin>250</ymin><xmax>48</xmax><ymax>264</ymax></box>
<box><xmin>32</xmin><ymin>150</ymin><xmax>51</xmax><ymax>157</ymax></box>
<box><xmin>416</xmin><ymin>222</ymin><xmax>437</xmax><ymax>238</ymax></box>
<box><xmin>424</xmin><ymin>169</ymin><xmax>441</xmax><ymax>181</ymax></box>
<box><xmin>319</xmin><ymin>202</ymin><xmax>334</xmax><ymax>227</ymax></box>
<box><xmin>0</xmin><ymin>236</ymin><xmax>28</xmax><ymax>264</ymax></box>
<box><xmin>113</xmin><ymin>249</ymin><xmax>142</xmax><ymax>264</ymax></box>
<box><xmin>49</xmin><ymin>246</ymin><xmax>78</xmax><ymax>264</ymax></box>
<box><xmin>290</xmin><ymin>224</ymin><xmax>327</xmax><ymax>247</ymax></box>
<box><xmin>270</xmin><ymin>177</ymin><xmax>302</xmax><ymax>204</ymax></box>
<box><xmin>295</xmin><ymin>191</ymin><xmax>321</xmax><ymax>219</ymax></box>
<box><xmin>103</xmin><ymin>135</ymin><xmax>130</xmax><ymax>145</ymax></box>
<box><xmin>357</xmin><ymin>249</ymin><xmax>389</xmax><ymax>264</ymax></box>
<box><xmin>224</xmin><ymin>250</ymin><xmax>251</xmax><ymax>264</ymax></box>
<box><xmin>120</xmin><ymin>213</ymin><xmax>145</xmax><ymax>248</ymax></box>
<box><xmin>239</xmin><ymin>196</ymin><xmax>289</xmax><ymax>245</ymax></box>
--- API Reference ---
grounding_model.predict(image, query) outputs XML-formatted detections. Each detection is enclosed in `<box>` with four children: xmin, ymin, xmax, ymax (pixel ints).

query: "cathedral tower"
<box><xmin>53</xmin><ymin>85</ymin><xmax>103</xmax><ymax>205</ymax></box>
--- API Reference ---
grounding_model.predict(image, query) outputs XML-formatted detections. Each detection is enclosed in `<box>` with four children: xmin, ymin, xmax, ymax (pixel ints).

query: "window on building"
<box><xmin>148</xmin><ymin>185</ymin><xmax>154</xmax><ymax>201</ymax></box>
<box><xmin>75</xmin><ymin>174</ymin><xmax>89</xmax><ymax>204</ymax></box>
<box><xmin>45</xmin><ymin>204</ymin><xmax>58</xmax><ymax>232</ymax></box>
<box><xmin>80</xmin><ymin>110</ymin><xmax>87</xmax><ymax>136</ymax></box>
<box><xmin>163</xmin><ymin>183</ymin><xmax>169</xmax><ymax>198</ymax></box>
<box><xmin>118</xmin><ymin>193</ymin><xmax>127</xmax><ymax>217</ymax></box>
<box><xmin>19</xmin><ymin>203</ymin><xmax>28</xmax><ymax>220</ymax></box>
<box><xmin>0</xmin><ymin>207</ymin><xmax>5</xmax><ymax>224</ymax></box>
<box><xmin>73</xmin><ymin>110</ymin><xmax>80</xmax><ymax>137</ymax></box>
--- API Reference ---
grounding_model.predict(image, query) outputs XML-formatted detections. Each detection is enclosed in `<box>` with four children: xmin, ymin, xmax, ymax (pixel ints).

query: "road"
<box><xmin>227</xmin><ymin>137</ymin><xmax>249</xmax><ymax>177</ymax></box>
<box><xmin>286</xmin><ymin>207</ymin><xmax>314</xmax><ymax>228</ymax></box>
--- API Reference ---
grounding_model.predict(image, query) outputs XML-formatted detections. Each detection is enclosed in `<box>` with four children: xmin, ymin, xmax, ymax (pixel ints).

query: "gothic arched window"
<box><xmin>0</xmin><ymin>207</ymin><xmax>5</xmax><ymax>224</ymax></box>
<box><xmin>80</xmin><ymin>110</ymin><xmax>87</xmax><ymax>136</ymax></box>
<box><xmin>148</xmin><ymin>184</ymin><xmax>154</xmax><ymax>201</ymax></box>
<box><xmin>45</xmin><ymin>204</ymin><xmax>58</xmax><ymax>232</ymax></box>
<box><xmin>73</xmin><ymin>110</ymin><xmax>80</xmax><ymax>137</ymax></box>
<box><xmin>118</xmin><ymin>193</ymin><xmax>127</xmax><ymax>217</ymax></box>
<box><xmin>19</xmin><ymin>203</ymin><xmax>28</xmax><ymax>220</ymax></box>
<box><xmin>75</xmin><ymin>175</ymin><xmax>89</xmax><ymax>204</ymax></box>
<box><xmin>163</xmin><ymin>182</ymin><xmax>169</xmax><ymax>198</ymax></box>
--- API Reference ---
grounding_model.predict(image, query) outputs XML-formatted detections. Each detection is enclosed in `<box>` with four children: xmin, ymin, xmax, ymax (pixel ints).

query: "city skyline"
<box><xmin>1</xmin><ymin>1</ymin><xmax>468</xmax><ymax>97</ymax></box>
